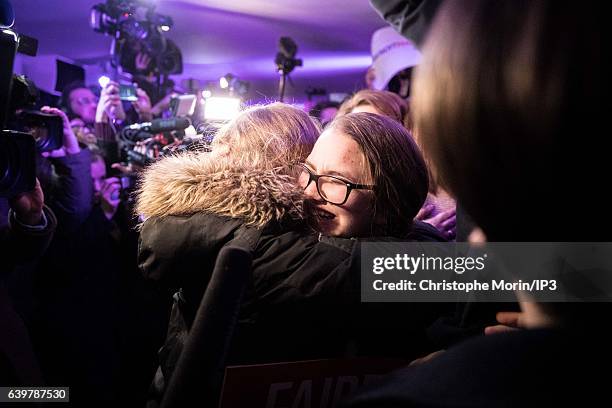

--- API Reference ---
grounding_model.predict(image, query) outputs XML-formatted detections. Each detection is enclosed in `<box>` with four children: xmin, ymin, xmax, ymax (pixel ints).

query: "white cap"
<box><xmin>370</xmin><ymin>27</ymin><xmax>422</xmax><ymax>90</ymax></box>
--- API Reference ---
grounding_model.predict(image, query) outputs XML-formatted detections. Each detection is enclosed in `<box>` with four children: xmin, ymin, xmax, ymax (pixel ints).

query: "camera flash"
<box><xmin>98</xmin><ymin>75</ymin><xmax>110</xmax><ymax>88</ymax></box>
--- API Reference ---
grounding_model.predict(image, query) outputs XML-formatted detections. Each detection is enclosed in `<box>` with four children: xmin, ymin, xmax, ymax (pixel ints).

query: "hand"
<box><xmin>484</xmin><ymin>311</ymin><xmax>524</xmax><ymax>335</ymax></box>
<box><xmin>416</xmin><ymin>205</ymin><xmax>456</xmax><ymax>240</ymax></box>
<box><xmin>40</xmin><ymin>106</ymin><xmax>80</xmax><ymax>158</ymax></box>
<box><xmin>151</xmin><ymin>93</ymin><xmax>176</xmax><ymax>117</ymax></box>
<box><xmin>111</xmin><ymin>162</ymin><xmax>143</xmax><ymax>175</ymax></box>
<box><xmin>99</xmin><ymin>177</ymin><xmax>121</xmax><ymax>220</ymax></box>
<box><xmin>132</xmin><ymin>88</ymin><xmax>153</xmax><ymax>121</ymax></box>
<box><xmin>415</xmin><ymin>203</ymin><xmax>434</xmax><ymax>220</ymax></box>
<box><xmin>468</xmin><ymin>227</ymin><xmax>487</xmax><ymax>244</ymax></box>
<box><xmin>96</xmin><ymin>81</ymin><xmax>126</xmax><ymax>123</ymax></box>
<box><xmin>10</xmin><ymin>178</ymin><xmax>45</xmax><ymax>226</ymax></box>
<box><xmin>135</xmin><ymin>52</ymin><xmax>152</xmax><ymax>72</ymax></box>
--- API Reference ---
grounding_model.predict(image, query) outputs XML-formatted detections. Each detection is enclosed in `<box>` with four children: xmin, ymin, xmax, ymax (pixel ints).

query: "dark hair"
<box><xmin>328</xmin><ymin>112</ymin><xmax>428</xmax><ymax>237</ymax></box>
<box><xmin>413</xmin><ymin>0</ymin><xmax>603</xmax><ymax>241</ymax></box>
<box><xmin>338</xmin><ymin>89</ymin><xmax>432</xmax><ymax>190</ymax></box>
<box><xmin>60</xmin><ymin>80</ymin><xmax>87</xmax><ymax>117</ymax></box>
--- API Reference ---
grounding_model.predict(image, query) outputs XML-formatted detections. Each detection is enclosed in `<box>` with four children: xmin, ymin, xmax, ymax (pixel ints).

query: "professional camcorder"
<box><xmin>117</xmin><ymin>92</ymin><xmax>242</xmax><ymax>168</ymax></box>
<box><xmin>1</xmin><ymin>0</ymin><xmax>55</xmax><ymax>197</ymax></box>
<box><xmin>119</xmin><ymin>116</ymin><xmax>200</xmax><ymax>167</ymax></box>
<box><xmin>118</xmin><ymin>85</ymin><xmax>247</xmax><ymax>167</ymax></box>
<box><xmin>90</xmin><ymin>0</ymin><xmax>182</xmax><ymax>76</ymax></box>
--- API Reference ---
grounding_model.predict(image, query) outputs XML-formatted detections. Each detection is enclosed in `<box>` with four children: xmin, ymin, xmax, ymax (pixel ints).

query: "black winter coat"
<box><xmin>136</xmin><ymin>153</ymin><xmax>448</xmax><ymax>404</ymax></box>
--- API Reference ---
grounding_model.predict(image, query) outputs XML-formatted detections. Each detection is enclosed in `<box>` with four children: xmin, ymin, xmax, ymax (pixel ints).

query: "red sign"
<box><xmin>219</xmin><ymin>358</ymin><xmax>407</xmax><ymax>408</ymax></box>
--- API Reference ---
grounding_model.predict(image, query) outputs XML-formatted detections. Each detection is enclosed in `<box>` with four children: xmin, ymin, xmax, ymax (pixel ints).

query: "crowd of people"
<box><xmin>1</xmin><ymin>46</ymin><xmax>179</xmax><ymax>404</ymax></box>
<box><xmin>1</xmin><ymin>0</ymin><xmax>607</xmax><ymax>406</ymax></box>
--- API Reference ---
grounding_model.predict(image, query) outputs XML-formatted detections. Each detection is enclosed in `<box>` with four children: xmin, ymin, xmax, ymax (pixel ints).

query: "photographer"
<box><xmin>35</xmin><ymin>106</ymin><xmax>93</xmax><ymax>235</ymax></box>
<box><xmin>95</xmin><ymin>81</ymin><xmax>126</xmax><ymax>125</ymax></box>
<box><xmin>128</xmin><ymin>46</ymin><xmax>177</xmax><ymax>118</ymax></box>
<box><xmin>63</xmin><ymin>80</ymin><xmax>154</xmax><ymax>161</ymax></box>
<box><xmin>95</xmin><ymin>80</ymin><xmax>155</xmax><ymax>126</ymax></box>
<box><xmin>90</xmin><ymin>149</ymin><xmax>125</xmax><ymax>221</ymax></box>
<box><xmin>97</xmin><ymin>80</ymin><xmax>158</xmax><ymax>167</ymax></box>
<box><xmin>31</xmin><ymin>145</ymin><xmax>124</xmax><ymax>404</ymax></box>
<box><xmin>61</xmin><ymin>81</ymin><xmax>98</xmax><ymax>126</ymax></box>
<box><xmin>33</xmin><ymin>142</ymin><xmax>165</xmax><ymax>405</ymax></box>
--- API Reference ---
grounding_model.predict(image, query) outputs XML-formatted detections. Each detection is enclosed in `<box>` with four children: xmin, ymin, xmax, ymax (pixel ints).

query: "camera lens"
<box><xmin>18</xmin><ymin>111</ymin><xmax>64</xmax><ymax>152</ymax></box>
<box><xmin>31</xmin><ymin>125</ymin><xmax>52</xmax><ymax>150</ymax></box>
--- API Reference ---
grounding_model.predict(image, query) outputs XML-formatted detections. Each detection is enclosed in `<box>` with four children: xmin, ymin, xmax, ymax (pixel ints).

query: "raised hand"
<box><xmin>40</xmin><ymin>106</ymin><xmax>80</xmax><ymax>158</ymax></box>
<box><xmin>96</xmin><ymin>81</ymin><xmax>126</xmax><ymax>123</ymax></box>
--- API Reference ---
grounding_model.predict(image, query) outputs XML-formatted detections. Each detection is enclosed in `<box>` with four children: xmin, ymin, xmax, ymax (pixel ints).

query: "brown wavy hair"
<box><xmin>327</xmin><ymin>112</ymin><xmax>428</xmax><ymax>237</ymax></box>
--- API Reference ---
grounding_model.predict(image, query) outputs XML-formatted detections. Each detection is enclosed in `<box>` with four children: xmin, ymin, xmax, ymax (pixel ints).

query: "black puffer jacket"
<box><xmin>137</xmin><ymin>153</ymin><xmax>447</xmax><ymax>403</ymax></box>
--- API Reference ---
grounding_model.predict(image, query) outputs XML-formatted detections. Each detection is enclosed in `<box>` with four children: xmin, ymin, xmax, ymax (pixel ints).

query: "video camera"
<box><xmin>275</xmin><ymin>36</ymin><xmax>302</xmax><ymax>102</ymax></box>
<box><xmin>118</xmin><ymin>116</ymin><xmax>197</xmax><ymax>167</ymax></box>
<box><xmin>90</xmin><ymin>0</ymin><xmax>182</xmax><ymax>76</ymax></box>
<box><xmin>1</xmin><ymin>1</ymin><xmax>59</xmax><ymax>197</ymax></box>
<box><xmin>117</xmin><ymin>92</ymin><xmax>237</xmax><ymax>168</ymax></box>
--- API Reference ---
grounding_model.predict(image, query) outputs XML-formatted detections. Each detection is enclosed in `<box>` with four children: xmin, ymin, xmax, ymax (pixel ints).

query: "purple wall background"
<box><xmin>11</xmin><ymin>0</ymin><xmax>386</xmax><ymax>102</ymax></box>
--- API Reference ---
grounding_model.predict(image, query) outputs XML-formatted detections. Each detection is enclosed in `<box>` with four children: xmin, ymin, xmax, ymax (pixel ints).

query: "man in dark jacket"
<box><xmin>24</xmin><ymin>107</ymin><xmax>122</xmax><ymax>405</ymax></box>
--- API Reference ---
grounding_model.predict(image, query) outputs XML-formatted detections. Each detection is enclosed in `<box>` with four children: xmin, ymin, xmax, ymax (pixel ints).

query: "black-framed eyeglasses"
<box><xmin>292</xmin><ymin>163</ymin><xmax>374</xmax><ymax>205</ymax></box>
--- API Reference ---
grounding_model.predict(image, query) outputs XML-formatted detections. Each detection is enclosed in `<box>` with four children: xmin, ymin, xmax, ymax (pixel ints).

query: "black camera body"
<box><xmin>0</xmin><ymin>130</ymin><xmax>36</xmax><ymax>198</ymax></box>
<box><xmin>275</xmin><ymin>37</ymin><xmax>303</xmax><ymax>75</ymax></box>
<box><xmin>1</xmin><ymin>3</ymin><xmax>43</xmax><ymax>197</ymax></box>
<box><xmin>1</xmin><ymin>16</ymin><xmax>18</xmax><ymax>129</ymax></box>
<box><xmin>16</xmin><ymin>110</ymin><xmax>63</xmax><ymax>152</ymax></box>
<box><xmin>90</xmin><ymin>0</ymin><xmax>181</xmax><ymax>75</ymax></box>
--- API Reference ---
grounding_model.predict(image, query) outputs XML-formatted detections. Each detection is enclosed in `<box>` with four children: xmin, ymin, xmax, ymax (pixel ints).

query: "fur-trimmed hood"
<box><xmin>136</xmin><ymin>152</ymin><xmax>304</xmax><ymax>227</ymax></box>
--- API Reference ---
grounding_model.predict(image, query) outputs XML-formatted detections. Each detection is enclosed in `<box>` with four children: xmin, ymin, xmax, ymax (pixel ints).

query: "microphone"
<box><xmin>128</xmin><ymin>117</ymin><xmax>190</xmax><ymax>133</ymax></box>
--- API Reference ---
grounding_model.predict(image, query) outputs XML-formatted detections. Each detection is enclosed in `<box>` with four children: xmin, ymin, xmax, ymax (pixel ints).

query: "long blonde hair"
<box><xmin>136</xmin><ymin>103</ymin><xmax>320</xmax><ymax>221</ymax></box>
<box><xmin>211</xmin><ymin>102</ymin><xmax>321</xmax><ymax>169</ymax></box>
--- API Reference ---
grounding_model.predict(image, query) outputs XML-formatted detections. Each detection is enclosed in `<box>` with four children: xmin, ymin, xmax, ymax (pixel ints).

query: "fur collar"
<box><xmin>136</xmin><ymin>153</ymin><xmax>304</xmax><ymax>227</ymax></box>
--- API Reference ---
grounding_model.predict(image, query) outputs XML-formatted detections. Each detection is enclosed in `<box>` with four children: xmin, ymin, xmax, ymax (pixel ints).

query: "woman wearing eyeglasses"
<box><xmin>136</xmin><ymin>103</ymin><xmax>445</xmax><ymax>406</ymax></box>
<box><xmin>297</xmin><ymin>112</ymin><xmax>429</xmax><ymax>238</ymax></box>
